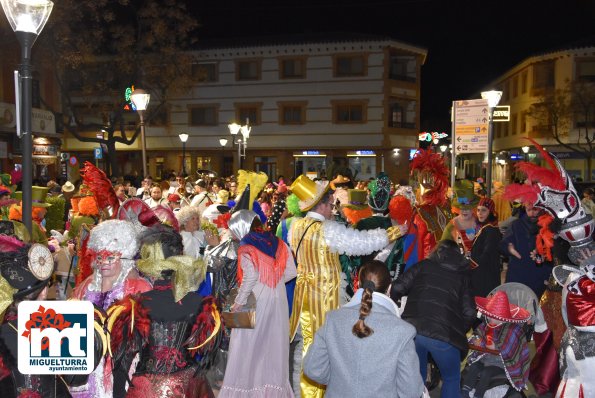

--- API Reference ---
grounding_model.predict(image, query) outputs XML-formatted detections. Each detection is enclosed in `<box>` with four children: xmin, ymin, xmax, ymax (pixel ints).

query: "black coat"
<box><xmin>390</xmin><ymin>258</ymin><xmax>476</xmax><ymax>358</ymax></box>
<box><xmin>470</xmin><ymin>224</ymin><xmax>502</xmax><ymax>297</ymax></box>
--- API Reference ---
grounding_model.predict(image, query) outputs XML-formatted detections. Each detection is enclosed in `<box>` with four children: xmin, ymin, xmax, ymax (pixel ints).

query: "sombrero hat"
<box><xmin>290</xmin><ymin>175</ymin><xmax>330</xmax><ymax>212</ymax></box>
<box><xmin>475</xmin><ymin>291</ymin><xmax>530</xmax><ymax>323</ymax></box>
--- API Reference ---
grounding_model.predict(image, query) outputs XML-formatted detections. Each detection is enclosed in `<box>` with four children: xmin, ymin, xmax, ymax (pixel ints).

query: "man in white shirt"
<box><xmin>190</xmin><ymin>179</ymin><xmax>214</xmax><ymax>214</ymax></box>
<box><xmin>144</xmin><ymin>185</ymin><xmax>166</xmax><ymax>208</ymax></box>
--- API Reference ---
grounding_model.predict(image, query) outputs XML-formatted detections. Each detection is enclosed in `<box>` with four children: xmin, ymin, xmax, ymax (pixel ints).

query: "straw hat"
<box><xmin>61</xmin><ymin>181</ymin><xmax>75</xmax><ymax>193</ymax></box>
<box><xmin>475</xmin><ymin>291</ymin><xmax>530</xmax><ymax>323</ymax></box>
<box><xmin>290</xmin><ymin>175</ymin><xmax>330</xmax><ymax>212</ymax></box>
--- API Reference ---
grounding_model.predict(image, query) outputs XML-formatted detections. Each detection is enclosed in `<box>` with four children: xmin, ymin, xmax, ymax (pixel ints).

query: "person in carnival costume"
<box><xmin>218</xmin><ymin>209</ymin><xmax>297</xmax><ymax>397</ymax></box>
<box><xmin>551</xmin><ymin>255</ymin><xmax>595</xmax><ymax>398</ymax></box>
<box><xmin>69</xmin><ymin>219</ymin><xmax>152</xmax><ymax>398</ymax></box>
<box><xmin>389</xmin><ymin>186</ymin><xmax>422</xmax><ymax>274</ymax></box>
<box><xmin>0</xmin><ymin>237</ymin><xmax>105</xmax><ymax>397</ymax></box>
<box><xmin>441</xmin><ymin>179</ymin><xmax>480</xmax><ymax>258</ymax></box>
<box><xmin>462</xmin><ymin>291</ymin><xmax>532</xmax><ymax>397</ymax></box>
<box><xmin>469</xmin><ymin>197</ymin><xmax>503</xmax><ymax>298</ymax></box>
<box><xmin>409</xmin><ymin>149</ymin><xmax>452</xmax><ymax>257</ymax></box>
<box><xmin>288</xmin><ymin>175</ymin><xmax>405</xmax><ymax>398</ymax></box>
<box><xmin>504</xmin><ymin>139</ymin><xmax>595</xmax><ymax>398</ymax></box>
<box><xmin>204</xmin><ymin>171</ymin><xmax>270</xmax><ymax>388</ymax></box>
<box><xmin>8</xmin><ymin>186</ymin><xmax>51</xmax><ymax>244</ymax></box>
<box><xmin>107</xmin><ymin>224</ymin><xmax>220</xmax><ymax>398</ymax></box>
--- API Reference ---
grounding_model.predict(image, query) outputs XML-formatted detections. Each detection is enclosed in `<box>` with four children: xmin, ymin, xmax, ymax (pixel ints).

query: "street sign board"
<box><xmin>493</xmin><ymin>105</ymin><xmax>510</xmax><ymax>122</ymax></box>
<box><xmin>94</xmin><ymin>147</ymin><xmax>103</xmax><ymax>159</ymax></box>
<box><xmin>453</xmin><ymin>99</ymin><xmax>489</xmax><ymax>154</ymax></box>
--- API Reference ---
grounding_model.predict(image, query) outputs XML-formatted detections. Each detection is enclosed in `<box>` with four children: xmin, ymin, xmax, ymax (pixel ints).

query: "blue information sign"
<box><xmin>94</xmin><ymin>147</ymin><xmax>103</xmax><ymax>159</ymax></box>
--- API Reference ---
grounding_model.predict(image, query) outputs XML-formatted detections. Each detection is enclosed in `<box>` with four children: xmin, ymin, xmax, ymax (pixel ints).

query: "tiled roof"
<box><xmin>193</xmin><ymin>32</ymin><xmax>426</xmax><ymax>52</ymax></box>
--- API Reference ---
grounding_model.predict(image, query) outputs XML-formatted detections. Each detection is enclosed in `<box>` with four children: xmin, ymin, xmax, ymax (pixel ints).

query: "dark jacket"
<box><xmin>390</xmin><ymin>257</ymin><xmax>476</xmax><ymax>357</ymax></box>
<box><xmin>499</xmin><ymin>213</ymin><xmax>554</xmax><ymax>298</ymax></box>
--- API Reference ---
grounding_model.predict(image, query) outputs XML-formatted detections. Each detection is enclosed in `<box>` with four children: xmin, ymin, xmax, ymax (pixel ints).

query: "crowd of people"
<box><xmin>0</xmin><ymin>142</ymin><xmax>593</xmax><ymax>398</ymax></box>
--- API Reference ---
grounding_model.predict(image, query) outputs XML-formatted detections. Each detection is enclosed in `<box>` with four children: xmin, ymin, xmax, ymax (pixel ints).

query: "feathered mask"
<box><xmin>504</xmin><ymin>139</ymin><xmax>594</xmax><ymax>265</ymax></box>
<box><xmin>410</xmin><ymin>149</ymin><xmax>449</xmax><ymax>207</ymax></box>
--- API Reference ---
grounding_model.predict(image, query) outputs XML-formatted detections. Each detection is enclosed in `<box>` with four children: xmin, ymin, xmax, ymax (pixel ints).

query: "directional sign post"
<box><xmin>450</xmin><ymin>99</ymin><xmax>490</xmax><ymax>187</ymax></box>
<box><xmin>453</xmin><ymin>99</ymin><xmax>489</xmax><ymax>154</ymax></box>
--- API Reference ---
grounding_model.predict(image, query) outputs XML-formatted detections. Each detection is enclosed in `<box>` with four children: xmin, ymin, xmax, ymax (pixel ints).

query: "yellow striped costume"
<box><xmin>290</xmin><ymin>217</ymin><xmax>339</xmax><ymax>398</ymax></box>
<box><xmin>289</xmin><ymin>214</ymin><xmax>391</xmax><ymax>397</ymax></box>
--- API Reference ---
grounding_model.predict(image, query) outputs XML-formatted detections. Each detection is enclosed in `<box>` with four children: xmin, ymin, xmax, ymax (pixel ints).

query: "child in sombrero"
<box><xmin>462</xmin><ymin>291</ymin><xmax>531</xmax><ymax>397</ymax></box>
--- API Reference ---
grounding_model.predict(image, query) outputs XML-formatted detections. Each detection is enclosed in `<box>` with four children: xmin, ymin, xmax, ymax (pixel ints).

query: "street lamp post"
<box><xmin>179</xmin><ymin>133</ymin><xmax>189</xmax><ymax>176</ymax></box>
<box><xmin>521</xmin><ymin>146</ymin><xmax>530</xmax><ymax>162</ymax></box>
<box><xmin>219</xmin><ymin>138</ymin><xmax>228</xmax><ymax>176</ymax></box>
<box><xmin>130</xmin><ymin>88</ymin><xmax>150</xmax><ymax>178</ymax></box>
<box><xmin>481</xmin><ymin>90</ymin><xmax>503</xmax><ymax>197</ymax></box>
<box><xmin>228</xmin><ymin>120</ymin><xmax>251</xmax><ymax>169</ymax></box>
<box><xmin>1</xmin><ymin>0</ymin><xmax>54</xmax><ymax>235</ymax></box>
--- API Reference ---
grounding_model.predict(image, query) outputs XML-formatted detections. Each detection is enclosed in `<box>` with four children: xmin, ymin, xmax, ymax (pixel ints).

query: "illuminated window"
<box><xmin>192</xmin><ymin>63</ymin><xmax>218</xmax><ymax>82</ymax></box>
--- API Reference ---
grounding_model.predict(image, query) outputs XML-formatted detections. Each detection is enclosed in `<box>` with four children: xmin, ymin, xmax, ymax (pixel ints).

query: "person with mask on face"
<box><xmin>499</xmin><ymin>205</ymin><xmax>554</xmax><ymax>298</ymax></box>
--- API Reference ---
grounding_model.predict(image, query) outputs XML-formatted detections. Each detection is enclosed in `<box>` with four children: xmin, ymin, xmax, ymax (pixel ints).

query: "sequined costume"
<box><xmin>108</xmin><ymin>225</ymin><xmax>219</xmax><ymax>398</ymax></box>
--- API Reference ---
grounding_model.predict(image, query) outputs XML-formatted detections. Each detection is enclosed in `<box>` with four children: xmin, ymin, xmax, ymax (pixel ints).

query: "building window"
<box><xmin>521</xmin><ymin>111</ymin><xmax>527</xmax><ymax>133</ymax></box>
<box><xmin>512</xmin><ymin>75</ymin><xmax>519</xmax><ymax>98</ymax></box>
<box><xmin>577</xmin><ymin>59</ymin><xmax>595</xmax><ymax>82</ymax></box>
<box><xmin>278</xmin><ymin>102</ymin><xmax>306</xmax><ymax>124</ymax></box>
<box><xmin>192</xmin><ymin>63</ymin><xmax>218</xmax><ymax>82</ymax></box>
<box><xmin>332</xmin><ymin>101</ymin><xmax>367</xmax><ymax>123</ymax></box>
<box><xmin>503</xmin><ymin>123</ymin><xmax>509</xmax><ymax>137</ymax></box>
<box><xmin>280</xmin><ymin>58</ymin><xmax>306</xmax><ymax>79</ymax></box>
<box><xmin>495</xmin><ymin>122</ymin><xmax>501</xmax><ymax>138</ymax></box>
<box><xmin>189</xmin><ymin>105</ymin><xmax>218</xmax><ymax>126</ymax></box>
<box><xmin>501</xmin><ymin>81</ymin><xmax>509</xmax><ymax>101</ymax></box>
<box><xmin>511</xmin><ymin>113</ymin><xmax>517</xmax><ymax>135</ymax></box>
<box><xmin>236</xmin><ymin>60</ymin><xmax>261</xmax><ymax>81</ymax></box>
<box><xmin>388</xmin><ymin>99</ymin><xmax>416</xmax><ymax>129</ymax></box>
<box><xmin>533</xmin><ymin>61</ymin><xmax>555</xmax><ymax>90</ymax></box>
<box><xmin>521</xmin><ymin>71</ymin><xmax>528</xmax><ymax>93</ymax></box>
<box><xmin>334</xmin><ymin>55</ymin><xmax>366</xmax><ymax>77</ymax></box>
<box><xmin>235</xmin><ymin>103</ymin><xmax>262</xmax><ymax>125</ymax></box>
<box><xmin>389</xmin><ymin>54</ymin><xmax>417</xmax><ymax>82</ymax></box>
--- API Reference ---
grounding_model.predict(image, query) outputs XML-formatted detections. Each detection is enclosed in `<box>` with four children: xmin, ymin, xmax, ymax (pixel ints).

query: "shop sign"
<box><xmin>348</xmin><ymin>150</ymin><xmax>376</xmax><ymax>156</ymax></box>
<box><xmin>0</xmin><ymin>102</ymin><xmax>56</xmax><ymax>135</ymax></box>
<box><xmin>69</xmin><ymin>156</ymin><xmax>78</xmax><ymax>166</ymax></box>
<box><xmin>33</xmin><ymin>145</ymin><xmax>58</xmax><ymax>156</ymax></box>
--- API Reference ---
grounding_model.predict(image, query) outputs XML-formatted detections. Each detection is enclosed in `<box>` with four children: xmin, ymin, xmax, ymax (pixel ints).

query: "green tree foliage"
<box><xmin>528</xmin><ymin>80</ymin><xmax>595</xmax><ymax>181</ymax></box>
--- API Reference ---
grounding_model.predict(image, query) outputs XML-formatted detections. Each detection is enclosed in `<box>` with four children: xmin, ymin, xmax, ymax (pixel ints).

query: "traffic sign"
<box><xmin>453</xmin><ymin>99</ymin><xmax>489</xmax><ymax>154</ymax></box>
<box><xmin>493</xmin><ymin>105</ymin><xmax>510</xmax><ymax>122</ymax></box>
<box><xmin>94</xmin><ymin>147</ymin><xmax>103</xmax><ymax>159</ymax></box>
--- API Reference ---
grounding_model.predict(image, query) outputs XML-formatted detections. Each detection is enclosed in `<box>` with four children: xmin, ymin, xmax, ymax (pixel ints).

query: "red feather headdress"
<box><xmin>504</xmin><ymin>138</ymin><xmax>565</xmax><ymax>205</ymax></box>
<box><xmin>409</xmin><ymin>149</ymin><xmax>449</xmax><ymax>207</ymax></box>
<box><xmin>80</xmin><ymin>162</ymin><xmax>119</xmax><ymax>218</ymax></box>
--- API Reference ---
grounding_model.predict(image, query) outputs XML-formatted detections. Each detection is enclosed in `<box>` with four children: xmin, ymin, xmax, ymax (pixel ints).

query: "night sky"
<box><xmin>189</xmin><ymin>0</ymin><xmax>595</xmax><ymax>130</ymax></box>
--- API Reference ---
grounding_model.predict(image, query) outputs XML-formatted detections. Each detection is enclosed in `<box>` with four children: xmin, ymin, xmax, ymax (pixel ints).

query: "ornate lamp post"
<box><xmin>481</xmin><ymin>90</ymin><xmax>503</xmax><ymax>197</ymax></box>
<box><xmin>130</xmin><ymin>88</ymin><xmax>150</xmax><ymax>177</ymax></box>
<box><xmin>1</xmin><ymin>0</ymin><xmax>54</xmax><ymax>235</ymax></box>
<box><xmin>219</xmin><ymin>138</ymin><xmax>228</xmax><ymax>176</ymax></box>
<box><xmin>228</xmin><ymin>120</ymin><xmax>251</xmax><ymax>169</ymax></box>
<box><xmin>179</xmin><ymin>133</ymin><xmax>189</xmax><ymax>176</ymax></box>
